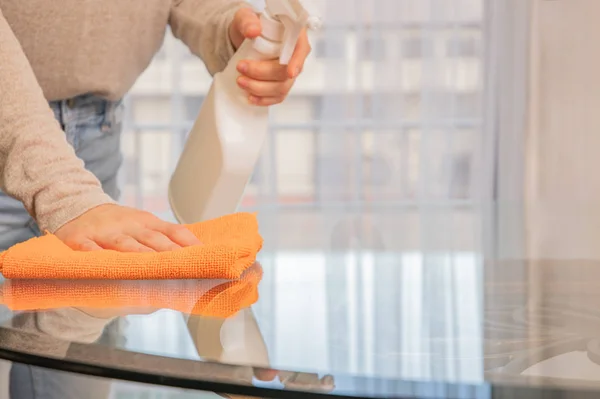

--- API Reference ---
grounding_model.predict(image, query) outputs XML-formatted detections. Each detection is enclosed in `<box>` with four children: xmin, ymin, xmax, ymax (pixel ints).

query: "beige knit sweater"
<box><xmin>0</xmin><ymin>0</ymin><xmax>247</xmax><ymax>233</ymax></box>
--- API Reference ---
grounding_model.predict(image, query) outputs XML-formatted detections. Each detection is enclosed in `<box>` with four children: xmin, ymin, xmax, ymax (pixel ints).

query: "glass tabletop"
<box><xmin>1</xmin><ymin>209</ymin><xmax>600</xmax><ymax>398</ymax></box>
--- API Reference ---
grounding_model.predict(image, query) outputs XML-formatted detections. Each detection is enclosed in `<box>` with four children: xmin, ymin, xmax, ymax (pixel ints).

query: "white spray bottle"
<box><xmin>169</xmin><ymin>0</ymin><xmax>321</xmax><ymax>224</ymax></box>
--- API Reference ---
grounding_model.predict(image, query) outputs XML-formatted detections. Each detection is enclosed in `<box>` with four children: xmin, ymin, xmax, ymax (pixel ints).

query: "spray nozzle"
<box><xmin>264</xmin><ymin>0</ymin><xmax>322</xmax><ymax>64</ymax></box>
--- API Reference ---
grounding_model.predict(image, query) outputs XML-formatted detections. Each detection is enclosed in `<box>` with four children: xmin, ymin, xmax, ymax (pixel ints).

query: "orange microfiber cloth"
<box><xmin>0</xmin><ymin>263</ymin><xmax>263</xmax><ymax>319</ymax></box>
<box><xmin>0</xmin><ymin>212</ymin><xmax>263</xmax><ymax>280</ymax></box>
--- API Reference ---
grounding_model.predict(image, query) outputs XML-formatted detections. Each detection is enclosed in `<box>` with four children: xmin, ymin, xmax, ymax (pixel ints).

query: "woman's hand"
<box><xmin>55</xmin><ymin>204</ymin><xmax>201</xmax><ymax>252</ymax></box>
<box><xmin>228</xmin><ymin>7</ymin><xmax>312</xmax><ymax>106</ymax></box>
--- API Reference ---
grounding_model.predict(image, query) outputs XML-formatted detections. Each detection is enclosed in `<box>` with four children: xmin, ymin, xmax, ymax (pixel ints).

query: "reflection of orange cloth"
<box><xmin>0</xmin><ymin>212</ymin><xmax>263</xmax><ymax>280</ymax></box>
<box><xmin>0</xmin><ymin>264</ymin><xmax>263</xmax><ymax>319</ymax></box>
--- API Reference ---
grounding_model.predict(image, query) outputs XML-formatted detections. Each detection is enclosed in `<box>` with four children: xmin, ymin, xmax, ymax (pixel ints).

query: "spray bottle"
<box><xmin>169</xmin><ymin>0</ymin><xmax>321</xmax><ymax>224</ymax></box>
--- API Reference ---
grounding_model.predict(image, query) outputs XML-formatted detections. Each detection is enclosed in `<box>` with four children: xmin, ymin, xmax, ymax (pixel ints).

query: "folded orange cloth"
<box><xmin>0</xmin><ymin>263</ymin><xmax>263</xmax><ymax>318</ymax></box>
<box><xmin>0</xmin><ymin>212</ymin><xmax>263</xmax><ymax>280</ymax></box>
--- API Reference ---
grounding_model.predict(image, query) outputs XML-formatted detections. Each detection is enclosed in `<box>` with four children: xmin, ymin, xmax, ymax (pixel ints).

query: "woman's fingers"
<box><xmin>152</xmin><ymin>222</ymin><xmax>202</xmax><ymax>247</ymax></box>
<box><xmin>237</xmin><ymin>76</ymin><xmax>294</xmax><ymax>98</ymax></box>
<box><xmin>133</xmin><ymin>229</ymin><xmax>182</xmax><ymax>252</ymax></box>
<box><xmin>96</xmin><ymin>234</ymin><xmax>155</xmax><ymax>253</ymax></box>
<box><xmin>237</xmin><ymin>59</ymin><xmax>289</xmax><ymax>81</ymax></box>
<box><xmin>286</xmin><ymin>29</ymin><xmax>311</xmax><ymax>78</ymax></box>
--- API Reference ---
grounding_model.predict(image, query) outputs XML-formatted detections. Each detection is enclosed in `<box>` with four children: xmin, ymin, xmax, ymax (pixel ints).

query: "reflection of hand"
<box><xmin>253</xmin><ymin>367</ymin><xmax>336</xmax><ymax>392</ymax></box>
<box><xmin>253</xmin><ymin>367</ymin><xmax>278</xmax><ymax>382</ymax></box>
<box><xmin>76</xmin><ymin>306</ymin><xmax>158</xmax><ymax>319</ymax></box>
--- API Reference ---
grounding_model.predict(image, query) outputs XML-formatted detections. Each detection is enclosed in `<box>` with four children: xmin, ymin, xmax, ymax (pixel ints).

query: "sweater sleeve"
<box><xmin>169</xmin><ymin>0</ymin><xmax>249</xmax><ymax>75</ymax></box>
<box><xmin>0</xmin><ymin>9</ymin><xmax>115</xmax><ymax>233</ymax></box>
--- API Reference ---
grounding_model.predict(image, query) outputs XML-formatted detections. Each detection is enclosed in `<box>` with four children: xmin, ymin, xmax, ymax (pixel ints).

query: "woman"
<box><xmin>0</xmin><ymin>0</ymin><xmax>311</xmax><ymax>252</ymax></box>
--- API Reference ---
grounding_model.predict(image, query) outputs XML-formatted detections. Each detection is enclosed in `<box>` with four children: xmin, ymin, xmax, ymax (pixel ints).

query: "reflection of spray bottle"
<box><xmin>185</xmin><ymin>308</ymin><xmax>336</xmax><ymax>393</ymax></box>
<box><xmin>169</xmin><ymin>0</ymin><xmax>321</xmax><ymax>224</ymax></box>
<box><xmin>186</xmin><ymin>308</ymin><xmax>270</xmax><ymax>381</ymax></box>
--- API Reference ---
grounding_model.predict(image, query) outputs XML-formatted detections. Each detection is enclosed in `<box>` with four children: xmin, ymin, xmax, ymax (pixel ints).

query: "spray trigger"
<box><xmin>265</xmin><ymin>0</ymin><xmax>322</xmax><ymax>65</ymax></box>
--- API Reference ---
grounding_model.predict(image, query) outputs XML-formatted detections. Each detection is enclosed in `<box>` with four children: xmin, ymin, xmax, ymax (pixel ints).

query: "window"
<box><xmin>183</xmin><ymin>96</ymin><xmax>205</xmax><ymax>121</ymax></box>
<box><xmin>446</xmin><ymin>34</ymin><xmax>480</xmax><ymax>57</ymax></box>
<box><xmin>120</xmin><ymin>1</ymin><xmax>486</xmax><ymax>212</ymax></box>
<box><xmin>360</xmin><ymin>36</ymin><xmax>386</xmax><ymax>61</ymax></box>
<box><xmin>314</xmin><ymin>34</ymin><xmax>346</xmax><ymax>59</ymax></box>
<box><xmin>401</xmin><ymin>36</ymin><xmax>434</xmax><ymax>59</ymax></box>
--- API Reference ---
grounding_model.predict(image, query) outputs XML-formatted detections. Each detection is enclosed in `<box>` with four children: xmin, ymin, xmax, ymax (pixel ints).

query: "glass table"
<box><xmin>1</xmin><ymin>209</ymin><xmax>600</xmax><ymax>398</ymax></box>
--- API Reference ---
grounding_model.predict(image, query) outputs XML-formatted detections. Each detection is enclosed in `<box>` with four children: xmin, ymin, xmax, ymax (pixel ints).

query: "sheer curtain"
<box><xmin>240</xmin><ymin>0</ymin><xmax>531</xmax><ymax>259</ymax></box>
<box><xmin>246</xmin><ymin>0</ymin><xmax>532</xmax><ymax>391</ymax></box>
<box><xmin>117</xmin><ymin>0</ymin><xmax>533</xmax><ymax>393</ymax></box>
<box><xmin>120</xmin><ymin>0</ymin><xmax>531</xmax><ymax>255</ymax></box>
<box><xmin>524</xmin><ymin>0</ymin><xmax>600</xmax><ymax>260</ymax></box>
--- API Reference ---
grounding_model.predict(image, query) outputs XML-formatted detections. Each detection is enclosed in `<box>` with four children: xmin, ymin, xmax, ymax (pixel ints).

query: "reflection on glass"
<box><xmin>0</xmin><ymin>263</ymin><xmax>263</xmax><ymax>320</ymax></box>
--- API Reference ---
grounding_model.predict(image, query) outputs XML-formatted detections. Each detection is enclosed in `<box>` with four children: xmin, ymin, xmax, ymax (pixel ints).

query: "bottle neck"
<box><xmin>250</xmin><ymin>11</ymin><xmax>286</xmax><ymax>59</ymax></box>
<box><xmin>260</xmin><ymin>10</ymin><xmax>286</xmax><ymax>44</ymax></box>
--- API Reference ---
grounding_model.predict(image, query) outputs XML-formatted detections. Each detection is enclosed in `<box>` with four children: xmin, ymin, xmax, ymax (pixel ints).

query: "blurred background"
<box><xmin>8</xmin><ymin>1</ymin><xmax>594</xmax><ymax>395</ymax></box>
<box><xmin>4</xmin><ymin>1</ymin><xmax>600</xmax><ymax>396</ymax></box>
<box><xmin>110</xmin><ymin>0</ymin><xmax>531</xmax><ymax>392</ymax></box>
<box><xmin>122</xmin><ymin>0</ymin><xmax>482</xmax><ymax>210</ymax></box>
<box><xmin>117</xmin><ymin>0</ymin><xmax>530</xmax><ymax>258</ymax></box>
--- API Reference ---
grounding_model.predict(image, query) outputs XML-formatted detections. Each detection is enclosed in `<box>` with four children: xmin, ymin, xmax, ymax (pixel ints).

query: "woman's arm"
<box><xmin>0</xmin><ymin>9</ymin><xmax>114</xmax><ymax>233</ymax></box>
<box><xmin>168</xmin><ymin>0</ymin><xmax>248</xmax><ymax>75</ymax></box>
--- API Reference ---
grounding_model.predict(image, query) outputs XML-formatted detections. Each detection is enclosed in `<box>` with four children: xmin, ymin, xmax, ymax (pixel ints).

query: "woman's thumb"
<box><xmin>230</xmin><ymin>7</ymin><xmax>262</xmax><ymax>49</ymax></box>
<box><xmin>238</xmin><ymin>7</ymin><xmax>262</xmax><ymax>37</ymax></box>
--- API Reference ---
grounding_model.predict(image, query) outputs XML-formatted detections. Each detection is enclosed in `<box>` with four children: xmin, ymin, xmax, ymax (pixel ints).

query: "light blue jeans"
<box><xmin>0</xmin><ymin>94</ymin><xmax>124</xmax><ymax>251</ymax></box>
<box><xmin>1</xmin><ymin>94</ymin><xmax>123</xmax><ymax>398</ymax></box>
